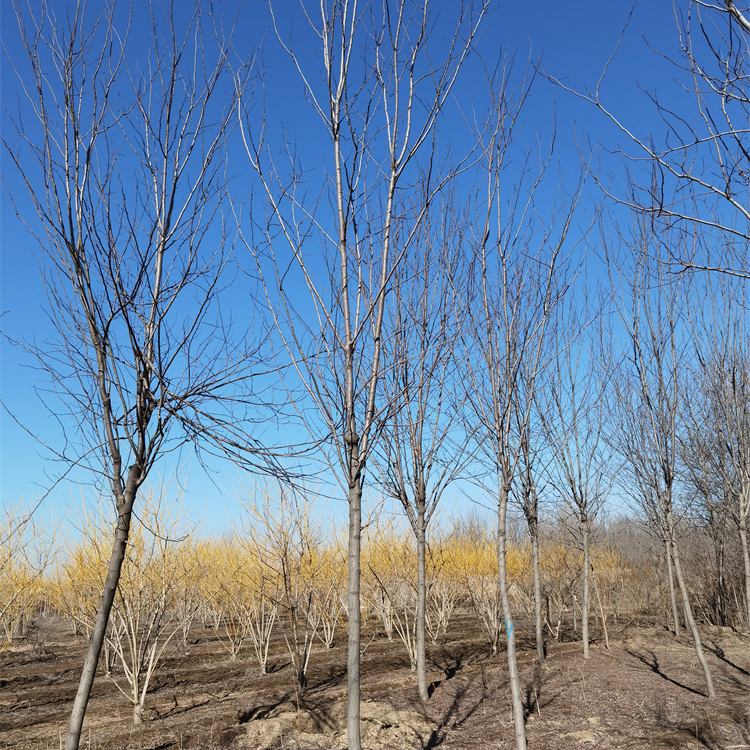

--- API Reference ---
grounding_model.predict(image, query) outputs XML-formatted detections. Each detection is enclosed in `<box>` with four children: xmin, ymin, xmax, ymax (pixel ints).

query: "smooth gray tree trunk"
<box><xmin>582</xmin><ymin>524</ymin><xmax>590</xmax><ymax>659</ymax></box>
<box><xmin>530</xmin><ymin>521</ymin><xmax>545</xmax><ymax>666</ymax></box>
<box><xmin>666</xmin><ymin>539</ymin><xmax>681</xmax><ymax>636</ymax></box>
<box><xmin>347</xmin><ymin>474</ymin><xmax>362</xmax><ymax>750</ymax></box>
<box><xmin>416</xmin><ymin>504</ymin><xmax>429</xmax><ymax>701</ymax></box>
<box><xmin>66</xmin><ymin>480</ymin><xmax>137</xmax><ymax>750</ymax></box>
<box><xmin>739</xmin><ymin>516</ymin><xmax>750</xmax><ymax>631</ymax></box>
<box><xmin>668</xmin><ymin>520</ymin><xmax>716</xmax><ymax>699</ymax></box>
<box><xmin>498</xmin><ymin>474</ymin><xmax>527</xmax><ymax>750</ymax></box>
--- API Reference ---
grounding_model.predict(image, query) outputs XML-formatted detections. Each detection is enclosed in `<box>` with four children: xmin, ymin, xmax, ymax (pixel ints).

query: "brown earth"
<box><xmin>1</xmin><ymin>611</ymin><xmax>748</xmax><ymax>750</ymax></box>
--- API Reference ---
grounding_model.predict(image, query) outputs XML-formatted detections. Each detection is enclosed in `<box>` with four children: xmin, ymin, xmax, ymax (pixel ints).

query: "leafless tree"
<box><xmin>513</xmin><ymin>299</ymin><xmax>568</xmax><ymax>668</ymax></box>
<box><xmin>3</xmin><ymin>3</ymin><xmax>271</xmax><ymax>748</ymax></box>
<box><xmin>462</xmin><ymin>59</ymin><xmax>587</xmax><ymax>750</ymax></box>
<box><xmin>685</xmin><ymin>277</ymin><xmax>750</xmax><ymax>630</ymax></box>
<box><xmin>0</xmin><ymin>503</ymin><xmax>54</xmax><ymax>650</ymax></box>
<box><xmin>681</xmin><ymin>386</ymin><xmax>738</xmax><ymax>627</ymax></box>
<box><xmin>540</xmin><ymin>302</ymin><xmax>612</xmax><ymax>660</ymax></box>
<box><xmin>239</xmin><ymin>2</ymin><xmax>486</xmax><ymax>746</ymax></box>
<box><xmin>374</xmin><ymin>184</ymin><xmax>473</xmax><ymax>701</ymax></box>
<box><xmin>605</xmin><ymin>211</ymin><xmax>716</xmax><ymax>699</ymax></box>
<box><xmin>245</xmin><ymin>487</ymin><xmax>328</xmax><ymax>694</ymax></box>
<box><xmin>611</xmin><ymin>386</ymin><xmax>685</xmax><ymax>637</ymax></box>
<box><xmin>515</xmin><ymin>405</ymin><xmax>550</xmax><ymax>666</ymax></box>
<box><xmin>551</xmin><ymin>1</ymin><xmax>750</xmax><ymax>277</ymax></box>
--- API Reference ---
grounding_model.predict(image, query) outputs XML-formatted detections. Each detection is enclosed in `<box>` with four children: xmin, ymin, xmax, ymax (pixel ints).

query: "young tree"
<box><xmin>451</xmin><ymin>521</ymin><xmax>503</xmax><ymax>656</ymax></box>
<box><xmin>0</xmin><ymin>505</ymin><xmax>52</xmax><ymax>649</ymax></box>
<box><xmin>203</xmin><ymin>535</ymin><xmax>277</xmax><ymax>664</ymax></box>
<box><xmin>606</xmin><ymin>213</ymin><xmax>716</xmax><ymax>699</ymax></box>
<box><xmin>57</xmin><ymin>494</ymin><xmax>196</xmax><ymax>725</ymax></box>
<box><xmin>686</xmin><ymin>279</ymin><xmax>750</xmax><ymax>630</ymax></box>
<box><xmin>240</xmin><ymin>3</ymin><xmax>486</xmax><ymax>746</ymax></box>
<box><xmin>4</xmin><ymin>4</ymin><xmax>270</xmax><ymax>747</ymax></box>
<box><xmin>462</xmin><ymin>60</ymin><xmax>586</xmax><ymax>750</ymax></box>
<box><xmin>246</xmin><ymin>487</ymin><xmax>331</xmax><ymax>693</ymax></box>
<box><xmin>679</xmin><ymin>404</ymin><xmax>737</xmax><ymax>627</ymax></box>
<box><xmin>540</xmin><ymin>305</ymin><xmax>612</xmax><ymax>660</ymax></box>
<box><xmin>365</xmin><ymin>519</ymin><xmax>420</xmax><ymax>669</ymax></box>
<box><xmin>374</xmin><ymin>185</ymin><xmax>472</xmax><ymax>701</ymax></box>
<box><xmin>515</xmin><ymin>429</ymin><xmax>547</xmax><ymax>665</ymax></box>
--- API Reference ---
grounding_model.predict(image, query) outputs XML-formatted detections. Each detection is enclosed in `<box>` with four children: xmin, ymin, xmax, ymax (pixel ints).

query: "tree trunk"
<box><xmin>666</xmin><ymin>538</ymin><xmax>681</xmax><ymax>637</ymax></box>
<box><xmin>590</xmin><ymin>565</ymin><xmax>609</xmax><ymax>649</ymax></box>
<box><xmin>347</xmin><ymin>477</ymin><xmax>362</xmax><ymax>750</ymax></box>
<box><xmin>739</xmin><ymin>515</ymin><xmax>750</xmax><ymax>632</ymax></box>
<box><xmin>582</xmin><ymin>524</ymin><xmax>590</xmax><ymax>659</ymax></box>
<box><xmin>530</xmin><ymin>521</ymin><xmax>545</xmax><ymax>666</ymax></box>
<box><xmin>669</xmin><ymin>532</ymin><xmax>716</xmax><ymax>699</ymax></box>
<box><xmin>498</xmin><ymin>474</ymin><xmax>526</xmax><ymax>750</ymax></box>
<box><xmin>66</xmin><ymin>483</ymin><xmax>137</xmax><ymax>750</ymax></box>
<box><xmin>416</xmin><ymin>504</ymin><xmax>429</xmax><ymax>702</ymax></box>
<box><xmin>716</xmin><ymin>532</ymin><xmax>727</xmax><ymax>626</ymax></box>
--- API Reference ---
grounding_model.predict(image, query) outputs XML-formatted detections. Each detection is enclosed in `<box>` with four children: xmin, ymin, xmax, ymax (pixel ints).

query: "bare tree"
<box><xmin>515</xmin><ymin>418</ymin><xmax>548</xmax><ymax>666</ymax></box>
<box><xmin>247</xmin><ymin>487</ymin><xmax>327</xmax><ymax>694</ymax></box>
<box><xmin>374</xmin><ymin>184</ymin><xmax>473</xmax><ymax>701</ymax></box>
<box><xmin>462</xmin><ymin>59</ymin><xmax>586</xmax><ymax>750</ymax></box>
<box><xmin>685</xmin><ymin>278</ymin><xmax>750</xmax><ymax>630</ymax></box>
<box><xmin>605</xmin><ymin>211</ymin><xmax>716</xmax><ymax>699</ymax></box>
<box><xmin>551</xmin><ymin>1</ymin><xmax>750</xmax><ymax>277</ymax></box>
<box><xmin>239</xmin><ymin>3</ymin><xmax>486</xmax><ymax>746</ymax></box>
<box><xmin>60</xmin><ymin>493</ymin><xmax>195</xmax><ymax>725</ymax></box>
<box><xmin>540</xmin><ymin>302</ymin><xmax>612</xmax><ymax>660</ymax></box>
<box><xmin>3</xmin><ymin>3</ymin><xmax>271</xmax><ymax>748</ymax></box>
<box><xmin>0</xmin><ymin>504</ymin><xmax>53</xmax><ymax>650</ymax></box>
<box><xmin>681</xmin><ymin>380</ymin><xmax>738</xmax><ymax>628</ymax></box>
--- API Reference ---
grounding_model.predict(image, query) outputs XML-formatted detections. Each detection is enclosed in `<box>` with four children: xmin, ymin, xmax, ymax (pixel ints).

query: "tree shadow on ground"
<box><xmin>626</xmin><ymin>649</ymin><xmax>706</xmax><ymax>697</ymax></box>
<box><xmin>427</xmin><ymin>642</ymin><xmax>491</xmax><ymax>696</ymax></box>
<box><xmin>310</xmin><ymin>663</ymin><xmax>347</xmax><ymax>692</ymax></box>
<box><xmin>420</xmin><ymin>675</ymin><xmax>488</xmax><ymax>749</ymax></box>
<box><xmin>522</xmin><ymin>665</ymin><xmax>559</xmax><ymax>721</ymax></box>
<box><xmin>707</xmin><ymin>642</ymin><xmax>749</xmax><ymax>676</ymax></box>
<box><xmin>666</xmin><ymin>719</ymin><xmax>725</xmax><ymax>749</ymax></box>
<box><xmin>237</xmin><ymin>690</ymin><xmax>295</xmax><ymax>724</ymax></box>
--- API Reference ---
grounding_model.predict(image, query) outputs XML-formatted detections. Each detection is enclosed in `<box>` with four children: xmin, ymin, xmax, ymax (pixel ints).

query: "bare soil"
<box><xmin>1</xmin><ymin>611</ymin><xmax>748</xmax><ymax>749</ymax></box>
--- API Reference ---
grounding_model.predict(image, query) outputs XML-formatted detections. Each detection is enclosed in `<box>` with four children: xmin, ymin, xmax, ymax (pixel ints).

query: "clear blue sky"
<box><xmin>1</xmin><ymin>0</ymin><xmax>684</xmax><ymax>535</ymax></box>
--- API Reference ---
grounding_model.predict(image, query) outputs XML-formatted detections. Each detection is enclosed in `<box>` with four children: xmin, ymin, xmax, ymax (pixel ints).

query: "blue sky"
<box><xmin>1</xmin><ymin>0</ymin><xmax>689</xmax><ymax>536</ymax></box>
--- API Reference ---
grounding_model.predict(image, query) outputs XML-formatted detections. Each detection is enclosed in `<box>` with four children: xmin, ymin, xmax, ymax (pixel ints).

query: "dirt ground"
<box><xmin>1</xmin><ymin>610</ymin><xmax>748</xmax><ymax>750</ymax></box>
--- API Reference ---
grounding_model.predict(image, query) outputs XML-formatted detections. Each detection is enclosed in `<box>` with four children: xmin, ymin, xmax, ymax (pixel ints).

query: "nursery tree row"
<box><xmin>5</xmin><ymin>1</ymin><xmax>750</xmax><ymax>748</ymax></box>
<box><xmin>3</xmin><ymin>493</ymin><xmax>739</xmax><ymax>724</ymax></box>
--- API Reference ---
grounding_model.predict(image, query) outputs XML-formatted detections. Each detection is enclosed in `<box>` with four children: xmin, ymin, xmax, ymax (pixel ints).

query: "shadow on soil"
<box><xmin>707</xmin><ymin>642</ymin><xmax>750</xmax><ymax>676</ymax></box>
<box><xmin>626</xmin><ymin>649</ymin><xmax>707</xmax><ymax>697</ymax></box>
<box><xmin>429</xmin><ymin>643</ymin><xmax>487</xmax><ymax>682</ymax></box>
<box><xmin>523</xmin><ymin>664</ymin><xmax>559</xmax><ymax>720</ymax></box>
<box><xmin>237</xmin><ymin>691</ymin><xmax>295</xmax><ymax>724</ymax></box>
<box><xmin>420</xmin><ymin>672</ymin><xmax>489</xmax><ymax>749</ymax></box>
<box><xmin>310</xmin><ymin>663</ymin><xmax>347</xmax><ymax>692</ymax></box>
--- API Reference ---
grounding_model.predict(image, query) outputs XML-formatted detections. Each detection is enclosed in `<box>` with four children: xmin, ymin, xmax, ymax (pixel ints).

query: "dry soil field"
<box><xmin>1</xmin><ymin>612</ymin><xmax>748</xmax><ymax>750</ymax></box>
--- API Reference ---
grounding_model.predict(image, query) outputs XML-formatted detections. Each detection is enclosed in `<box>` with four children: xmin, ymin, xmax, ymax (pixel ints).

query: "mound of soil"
<box><xmin>236</xmin><ymin>699</ymin><xmax>436</xmax><ymax>749</ymax></box>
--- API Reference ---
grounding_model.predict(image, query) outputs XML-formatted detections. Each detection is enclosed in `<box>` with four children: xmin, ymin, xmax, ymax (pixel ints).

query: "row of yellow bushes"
<box><xmin>2</xmin><ymin>499</ymin><xmax>637</xmax><ymax>651</ymax></box>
